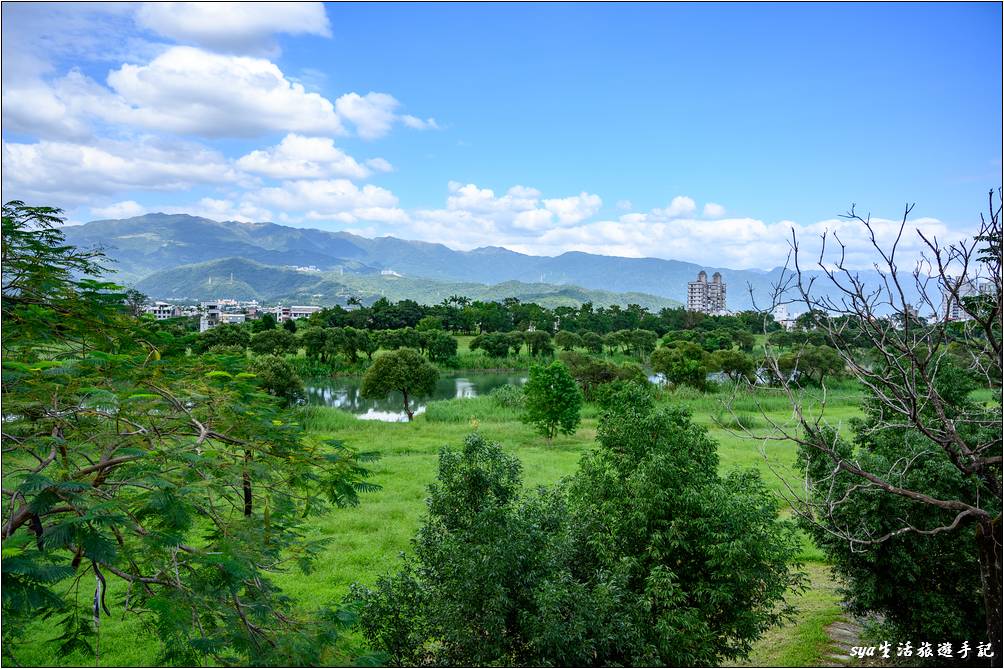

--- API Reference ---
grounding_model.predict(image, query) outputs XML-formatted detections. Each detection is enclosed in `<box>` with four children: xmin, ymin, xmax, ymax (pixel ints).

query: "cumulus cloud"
<box><xmin>654</xmin><ymin>195</ymin><xmax>697</xmax><ymax>217</ymax></box>
<box><xmin>248</xmin><ymin>178</ymin><xmax>399</xmax><ymax>218</ymax></box>
<box><xmin>236</xmin><ymin>134</ymin><xmax>372</xmax><ymax>180</ymax></box>
<box><xmin>0</xmin><ymin>81</ymin><xmax>92</xmax><ymax>140</ymax></box>
<box><xmin>1</xmin><ymin>137</ymin><xmax>238</xmax><ymax>203</ymax></box>
<box><xmin>365</xmin><ymin>157</ymin><xmax>394</xmax><ymax>173</ymax></box>
<box><xmin>90</xmin><ymin>200</ymin><xmax>147</xmax><ymax>219</ymax></box>
<box><xmin>703</xmin><ymin>202</ymin><xmax>726</xmax><ymax>218</ymax></box>
<box><xmin>335</xmin><ymin>92</ymin><xmax>405</xmax><ymax>141</ymax></box>
<box><xmin>102</xmin><ymin>46</ymin><xmax>345</xmax><ymax>137</ymax></box>
<box><xmin>543</xmin><ymin>192</ymin><xmax>603</xmax><ymax>225</ymax></box>
<box><xmin>154</xmin><ymin>197</ymin><xmax>275</xmax><ymax>223</ymax></box>
<box><xmin>134</xmin><ymin>2</ymin><xmax>331</xmax><ymax>55</ymax></box>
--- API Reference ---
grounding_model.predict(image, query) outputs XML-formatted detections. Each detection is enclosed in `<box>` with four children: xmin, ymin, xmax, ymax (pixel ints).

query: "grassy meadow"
<box><xmin>14</xmin><ymin>373</ymin><xmax>867</xmax><ymax>667</ymax></box>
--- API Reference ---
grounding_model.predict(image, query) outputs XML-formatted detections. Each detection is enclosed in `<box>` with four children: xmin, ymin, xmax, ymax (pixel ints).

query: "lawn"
<box><xmin>12</xmin><ymin>382</ymin><xmax>863</xmax><ymax>667</ymax></box>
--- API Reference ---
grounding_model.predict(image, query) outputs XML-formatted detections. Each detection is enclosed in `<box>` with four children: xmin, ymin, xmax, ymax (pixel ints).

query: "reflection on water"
<box><xmin>305</xmin><ymin>373</ymin><xmax>526</xmax><ymax>422</ymax></box>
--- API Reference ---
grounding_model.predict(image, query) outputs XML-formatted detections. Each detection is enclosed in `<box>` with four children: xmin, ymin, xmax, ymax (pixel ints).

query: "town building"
<box><xmin>272</xmin><ymin>305</ymin><xmax>323</xmax><ymax>322</ymax></box>
<box><xmin>772</xmin><ymin>304</ymin><xmax>798</xmax><ymax>330</ymax></box>
<box><xmin>941</xmin><ymin>277</ymin><xmax>995</xmax><ymax>322</ymax></box>
<box><xmin>199</xmin><ymin>302</ymin><xmax>221</xmax><ymax>332</ymax></box>
<box><xmin>687</xmin><ymin>271</ymin><xmax>727</xmax><ymax>314</ymax></box>
<box><xmin>144</xmin><ymin>301</ymin><xmax>181</xmax><ymax>320</ymax></box>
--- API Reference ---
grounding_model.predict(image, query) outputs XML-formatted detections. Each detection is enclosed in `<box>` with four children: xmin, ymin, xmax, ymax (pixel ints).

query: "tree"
<box><xmin>713</xmin><ymin>348</ymin><xmax>755</xmax><ymax>383</ymax></box>
<box><xmin>124</xmin><ymin>288</ymin><xmax>148</xmax><ymax>318</ymax></box>
<box><xmin>249</xmin><ymin>328</ymin><xmax>296</xmax><ymax>356</ymax></box>
<box><xmin>1</xmin><ymin>203</ymin><xmax>379</xmax><ymax>665</ymax></box>
<box><xmin>352</xmin><ymin>391</ymin><xmax>801</xmax><ymax>666</ymax></box>
<box><xmin>566</xmin><ymin>384</ymin><xmax>803</xmax><ymax>665</ymax></box>
<box><xmin>651</xmin><ymin>341</ymin><xmax>709</xmax><ymax>390</ymax></box>
<box><xmin>422</xmin><ymin>329</ymin><xmax>458</xmax><ymax>363</ymax></box>
<box><xmin>629</xmin><ymin>328</ymin><xmax>658</xmax><ymax>357</ymax></box>
<box><xmin>581</xmin><ymin>331</ymin><xmax>604</xmax><ymax>354</ymax></box>
<box><xmin>2</xmin><ymin>201</ymin><xmax>126</xmax><ymax>357</ymax></box>
<box><xmin>300</xmin><ymin>327</ymin><xmax>330</xmax><ymax>361</ymax></box>
<box><xmin>416</xmin><ymin>315</ymin><xmax>443</xmax><ymax>331</ymax></box>
<box><xmin>524</xmin><ymin>330</ymin><xmax>554</xmax><ymax>357</ymax></box>
<box><xmin>522</xmin><ymin>361</ymin><xmax>582</xmax><ymax>442</ymax></box>
<box><xmin>283</xmin><ymin>317</ymin><xmax>298</xmax><ymax>333</ymax></box>
<box><xmin>194</xmin><ymin>322</ymin><xmax>250</xmax><ymax>353</ymax></box>
<box><xmin>252</xmin><ymin>312</ymin><xmax>277</xmax><ymax>332</ymax></box>
<box><xmin>554</xmin><ymin>330</ymin><xmax>582</xmax><ymax>351</ymax></box>
<box><xmin>754</xmin><ymin>192</ymin><xmax>1002</xmax><ymax>651</ymax></box>
<box><xmin>470</xmin><ymin>332</ymin><xmax>511</xmax><ymax>358</ymax></box>
<box><xmin>249</xmin><ymin>355</ymin><xmax>305</xmax><ymax>405</ymax></box>
<box><xmin>560</xmin><ymin>351</ymin><xmax>648</xmax><ymax>401</ymax></box>
<box><xmin>360</xmin><ymin>348</ymin><xmax>438</xmax><ymax>421</ymax></box>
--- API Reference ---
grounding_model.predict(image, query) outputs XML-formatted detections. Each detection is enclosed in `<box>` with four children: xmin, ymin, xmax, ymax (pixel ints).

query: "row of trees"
<box><xmin>299</xmin><ymin>294</ymin><xmax>779</xmax><ymax>337</ymax></box>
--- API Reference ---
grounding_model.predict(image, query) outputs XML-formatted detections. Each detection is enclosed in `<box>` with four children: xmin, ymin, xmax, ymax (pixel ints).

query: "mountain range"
<box><xmin>61</xmin><ymin>213</ymin><xmax>880</xmax><ymax>312</ymax></box>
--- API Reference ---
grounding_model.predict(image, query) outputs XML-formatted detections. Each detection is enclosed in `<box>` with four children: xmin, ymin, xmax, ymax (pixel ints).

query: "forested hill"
<box><xmin>133</xmin><ymin>257</ymin><xmax>683</xmax><ymax>310</ymax></box>
<box><xmin>63</xmin><ymin>212</ymin><xmax>918</xmax><ymax>311</ymax></box>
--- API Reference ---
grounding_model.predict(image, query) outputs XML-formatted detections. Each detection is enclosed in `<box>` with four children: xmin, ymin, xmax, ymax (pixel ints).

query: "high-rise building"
<box><xmin>687</xmin><ymin>270</ymin><xmax>727</xmax><ymax>314</ymax></box>
<box><xmin>940</xmin><ymin>277</ymin><xmax>994</xmax><ymax>322</ymax></box>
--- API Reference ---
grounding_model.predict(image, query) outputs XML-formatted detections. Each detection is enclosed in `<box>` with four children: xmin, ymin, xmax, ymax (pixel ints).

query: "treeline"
<box><xmin>302</xmin><ymin>296</ymin><xmax>779</xmax><ymax>337</ymax></box>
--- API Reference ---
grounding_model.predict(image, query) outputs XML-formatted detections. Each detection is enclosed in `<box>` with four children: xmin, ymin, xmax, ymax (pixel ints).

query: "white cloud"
<box><xmin>352</xmin><ymin>207</ymin><xmax>411</xmax><ymax>224</ymax></box>
<box><xmin>335</xmin><ymin>92</ymin><xmax>399</xmax><ymax>140</ymax></box>
<box><xmin>162</xmin><ymin>197</ymin><xmax>274</xmax><ymax>223</ymax></box>
<box><xmin>365</xmin><ymin>157</ymin><xmax>394</xmax><ymax>173</ymax></box>
<box><xmin>334</xmin><ymin>93</ymin><xmax>441</xmax><ymax>140</ymax></box>
<box><xmin>703</xmin><ymin>202</ymin><xmax>726</xmax><ymax>218</ymax></box>
<box><xmin>616</xmin><ymin>199</ymin><xmax>633</xmax><ymax>211</ymax></box>
<box><xmin>0</xmin><ymin>81</ymin><xmax>92</xmax><ymax>140</ymax></box>
<box><xmin>248</xmin><ymin>178</ymin><xmax>398</xmax><ymax>216</ymax></box>
<box><xmin>543</xmin><ymin>192</ymin><xmax>602</xmax><ymax>225</ymax></box>
<box><xmin>401</xmin><ymin>114</ymin><xmax>440</xmax><ymax>130</ymax></box>
<box><xmin>236</xmin><ymin>134</ymin><xmax>371</xmax><ymax>180</ymax></box>
<box><xmin>134</xmin><ymin>2</ymin><xmax>331</xmax><ymax>55</ymax></box>
<box><xmin>1</xmin><ymin>137</ymin><xmax>238</xmax><ymax>203</ymax></box>
<box><xmin>102</xmin><ymin>46</ymin><xmax>344</xmax><ymax>137</ymax></box>
<box><xmin>654</xmin><ymin>195</ymin><xmax>697</xmax><ymax>217</ymax></box>
<box><xmin>90</xmin><ymin>200</ymin><xmax>147</xmax><ymax>219</ymax></box>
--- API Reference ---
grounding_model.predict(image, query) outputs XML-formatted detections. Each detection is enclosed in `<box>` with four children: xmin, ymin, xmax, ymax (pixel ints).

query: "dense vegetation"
<box><xmin>353</xmin><ymin>387</ymin><xmax>802</xmax><ymax>666</ymax></box>
<box><xmin>3</xmin><ymin>198</ymin><xmax>1000</xmax><ymax>667</ymax></box>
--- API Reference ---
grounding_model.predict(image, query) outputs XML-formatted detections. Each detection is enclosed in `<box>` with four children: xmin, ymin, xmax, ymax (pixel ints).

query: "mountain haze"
<box><xmin>133</xmin><ymin>257</ymin><xmax>684</xmax><ymax>310</ymax></box>
<box><xmin>63</xmin><ymin>213</ymin><xmax>914</xmax><ymax>312</ymax></box>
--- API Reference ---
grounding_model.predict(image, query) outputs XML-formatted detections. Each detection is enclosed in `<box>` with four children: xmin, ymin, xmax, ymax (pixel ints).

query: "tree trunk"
<box><xmin>402</xmin><ymin>388</ymin><xmax>414</xmax><ymax>421</ymax></box>
<box><xmin>977</xmin><ymin>516</ymin><xmax>1002</xmax><ymax>667</ymax></box>
<box><xmin>242</xmin><ymin>449</ymin><xmax>253</xmax><ymax>517</ymax></box>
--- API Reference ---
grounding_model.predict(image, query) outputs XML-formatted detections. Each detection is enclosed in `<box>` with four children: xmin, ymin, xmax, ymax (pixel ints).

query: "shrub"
<box><xmin>352</xmin><ymin>397</ymin><xmax>803</xmax><ymax>666</ymax></box>
<box><xmin>249</xmin><ymin>355</ymin><xmax>305</xmax><ymax>405</ymax></box>
<box><xmin>522</xmin><ymin>361</ymin><xmax>581</xmax><ymax>442</ymax></box>
<box><xmin>488</xmin><ymin>383</ymin><xmax>525</xmax><ymax>410</ymax></box>
<box><xmin>249</xmin><ymin>328</ymin><xmax>296</xmax><ymax>356</ymax></box>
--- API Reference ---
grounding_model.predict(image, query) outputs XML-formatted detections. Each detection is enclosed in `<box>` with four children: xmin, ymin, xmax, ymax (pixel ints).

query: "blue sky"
<box><xmin>2</xmin><ymin>2</ymin><xmax>1000</xmax><ymax>268</ymax></box>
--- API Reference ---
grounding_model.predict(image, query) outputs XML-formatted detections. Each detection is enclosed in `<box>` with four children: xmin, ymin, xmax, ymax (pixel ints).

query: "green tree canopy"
<box><xmin>360</xmin><ymin>348</ymin><xmax>438</xmax><ymax>421</ymax></box>
<box><xmin>522</xmin><ymin>361</ymin><xmax>582</xmax><ymax>442</ymax></box>
<box><xmin>353</xmin><ymin>387</ymin><xmax>802</xmax><ymax>666</ymax></box>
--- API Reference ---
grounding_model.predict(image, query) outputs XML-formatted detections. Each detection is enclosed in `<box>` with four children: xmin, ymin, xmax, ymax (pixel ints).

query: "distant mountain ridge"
<box><xmin>133</xmin><ymin>257</ymin><xmax>684</xmax><ymax>310</ymax></box>
<box><xmin>63</xmin><ymin>212</ymin><xmax>912</xmax><ymax>311</ymax></box>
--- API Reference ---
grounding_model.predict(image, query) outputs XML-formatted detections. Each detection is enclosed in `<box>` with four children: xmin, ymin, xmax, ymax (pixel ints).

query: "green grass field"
<box><xmin>12</xmin><ymin>381</ymin><xmax>864</xmax><ymax>667</ymax></box>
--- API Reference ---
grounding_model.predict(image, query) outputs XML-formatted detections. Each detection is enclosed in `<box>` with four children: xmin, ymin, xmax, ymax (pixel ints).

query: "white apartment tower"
<box><xmin>687</xmin><ymin>271</ymin><xmax>727</xmax><ymax>314</ymax></box>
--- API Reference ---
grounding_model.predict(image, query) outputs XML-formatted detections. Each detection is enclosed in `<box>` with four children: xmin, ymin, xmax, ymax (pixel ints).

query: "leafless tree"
<box><xmin>735</xmin><ymin>190</ymin><xmax>1002</xmax><ymax>655</ymax></box>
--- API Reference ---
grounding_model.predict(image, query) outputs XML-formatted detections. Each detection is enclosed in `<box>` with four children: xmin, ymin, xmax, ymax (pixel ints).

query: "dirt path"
<box><xmin>822</xmin><ymin>618</ymin><xmax>865</xmax><ymax>666</ymax></box>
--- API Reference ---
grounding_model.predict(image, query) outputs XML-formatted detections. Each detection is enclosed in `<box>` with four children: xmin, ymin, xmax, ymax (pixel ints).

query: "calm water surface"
<box><xmin>305</xmin><ymin>373</ymin><xmax>527</xmax><ymax>422</ymax></box>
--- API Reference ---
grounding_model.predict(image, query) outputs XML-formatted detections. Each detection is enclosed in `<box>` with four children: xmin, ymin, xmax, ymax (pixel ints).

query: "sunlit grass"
<box><xmin>15</xmin><ymin>381</ymin><xmax>865</xmax><ymax>667</ymax></box>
